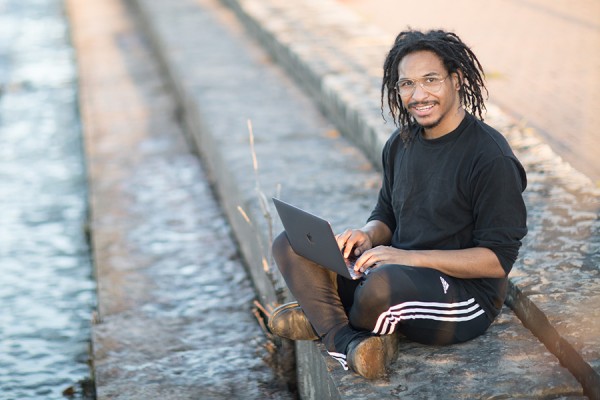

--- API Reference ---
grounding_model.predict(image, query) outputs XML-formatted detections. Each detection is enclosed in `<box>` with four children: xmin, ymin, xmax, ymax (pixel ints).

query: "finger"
<box><xmin>354</xmin><ymin>242</ymin><xmax>371</xmax><ymax>257</ymax></box>
<box><xmin>355</xmin><ymin>251</ymin><xmax>376</xmax><ymax>272</ymax></box>
<box><xmin>342</xmin><ymin>232</ymin><xmax>360</xmax><ymax>258</ymax></box>
<box><xmin>343</xmin><ymin>241</ymin><xmax>353</xmax><ymax>259</ymax></box>
<box><xmin>336</xmin><ymin>229</ymin><xmax>350</xmax><ymax>251</ymax></box>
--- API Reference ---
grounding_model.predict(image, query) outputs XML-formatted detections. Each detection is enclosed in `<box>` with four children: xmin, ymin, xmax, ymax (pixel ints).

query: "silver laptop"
<box><xmin>272</xmin><ymin>198</ymin><xmax>365</xmax><ymax>280</ymax></box>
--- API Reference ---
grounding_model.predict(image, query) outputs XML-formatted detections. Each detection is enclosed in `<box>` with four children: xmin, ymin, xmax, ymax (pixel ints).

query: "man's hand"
<box><xmin>354</xmin><ymin>246</ymin><xmax>414</xmax><ymax>273</ymax></box>
<box><xmin>336</xmin><ymin>229</ymin><xmax>373</xmax><ymax>259</ymax></box>
<box><xmin>355</xmin><ymin>246</ymin><xmax>507</xmax><ymax>279</ymax></box>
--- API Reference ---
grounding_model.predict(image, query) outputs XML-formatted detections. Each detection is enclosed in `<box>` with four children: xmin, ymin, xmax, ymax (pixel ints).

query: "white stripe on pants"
<box><xmin>373</xmin><ymin>297</ymin><xmax>486</xmax><ymax>335</ymax></box>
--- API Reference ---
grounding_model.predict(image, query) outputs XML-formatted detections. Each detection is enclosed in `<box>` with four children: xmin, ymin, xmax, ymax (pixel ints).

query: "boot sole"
<box><xmin>350</xmin><ymin>334</ymin><xmax>399</xmax><ymax>379</ymax></box>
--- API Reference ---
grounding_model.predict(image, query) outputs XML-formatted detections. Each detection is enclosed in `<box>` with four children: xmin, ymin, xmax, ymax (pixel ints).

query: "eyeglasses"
<box><xmin>395</xmin><ymin>75</ymin><xmax>449</xmax><ymax>97</ymax></box>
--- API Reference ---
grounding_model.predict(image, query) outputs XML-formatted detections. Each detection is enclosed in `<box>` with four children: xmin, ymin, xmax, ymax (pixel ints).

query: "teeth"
<box><xmin>415</xmin><ymin>105</ymin><xmax>433</xmax><ymax>111</ymax></box>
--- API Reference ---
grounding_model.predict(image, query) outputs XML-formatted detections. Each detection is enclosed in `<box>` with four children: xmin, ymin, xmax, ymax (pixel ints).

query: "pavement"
<box><xmin>337</xmin><ymin>0</ymin><xmax>600</xmax><ymax>186</ymax></box>
<box><xmin>69</xmin><ymin>0</ymin><xmax>600</xmax><ymax>398</ymax></box>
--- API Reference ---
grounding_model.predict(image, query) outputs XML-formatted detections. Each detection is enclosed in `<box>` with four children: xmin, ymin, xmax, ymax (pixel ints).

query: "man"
<box><xmin>268</xmin><ymin>29</ymin><xmax>528</xmax><ymax>379</ymax></box>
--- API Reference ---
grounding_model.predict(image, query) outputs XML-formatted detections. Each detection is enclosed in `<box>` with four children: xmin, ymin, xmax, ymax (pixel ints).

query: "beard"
<box><xmin>417</xmin><ymin>116</ymin><xmax>442</xmax><ymax>130</ymax></box>
<box><xmin>408</xmin><ymin>101</ymin><xmax>443</xmax><ymax>130</ymax></box>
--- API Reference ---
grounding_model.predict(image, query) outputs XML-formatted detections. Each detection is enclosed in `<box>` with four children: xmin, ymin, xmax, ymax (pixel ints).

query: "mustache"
<box><xmin>407</xmin><ymin>101</ymin><xmax>438</xmax><ymax>108</ymax></box>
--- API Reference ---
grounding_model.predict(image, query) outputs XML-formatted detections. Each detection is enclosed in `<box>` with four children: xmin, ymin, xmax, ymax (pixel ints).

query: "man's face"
<box><xmin>397</xmin><ymin>50</ymin><xmax>463</xmax><ymax>139</ymax></box>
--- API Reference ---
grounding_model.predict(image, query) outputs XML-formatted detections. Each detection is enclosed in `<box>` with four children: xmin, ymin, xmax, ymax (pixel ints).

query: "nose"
<box><xmin>411</xmin><ymin>83</ymin><xmax>429</xmax><ymax>101</ymax></box>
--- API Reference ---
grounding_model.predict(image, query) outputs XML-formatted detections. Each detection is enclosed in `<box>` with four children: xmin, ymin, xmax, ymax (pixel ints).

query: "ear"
<box><xmin>452</xmin><ymin>70</ymin><xmax>464</xmax><ymax>91</ymax></box>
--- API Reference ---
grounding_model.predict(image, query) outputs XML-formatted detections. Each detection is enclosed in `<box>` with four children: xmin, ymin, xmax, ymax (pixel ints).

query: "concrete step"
<box><xmin>217</xmin><ymin>0</ymin><xmax>600</xmax><ymax>397</ymax></box>
<box><xmin>66</xmin><ymin>0</ymin><xmax>292</xmax><ymax>398</ymax></box>
<box><xmin>130</xmin><ymin>0</ymin><xmax>598</xmax><ymax>398</ymax></box>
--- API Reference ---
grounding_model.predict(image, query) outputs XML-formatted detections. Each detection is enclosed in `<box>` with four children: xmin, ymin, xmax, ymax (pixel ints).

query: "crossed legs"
<box><xmin>272</xmin><ymin>232</ymin><xmax>492</xmax><ymax>355</ymax></box>
<box><xmin>272</xmin><ymin>231</ymin><xmax>363</xmax><ymax>353</ymax></box>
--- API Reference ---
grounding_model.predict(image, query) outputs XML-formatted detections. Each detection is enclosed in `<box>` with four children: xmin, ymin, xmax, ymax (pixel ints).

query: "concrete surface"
<box><xmin>67</xmin><ymin>0</ymin><xmax>292</xmax><ymax>398</ymax></box>
<box><xmin>126</xmin><ymin>0</ymin><xmax>598</xmax><ymax>398</ymax></box>
<box><xmin>61</xmin><ymin>0</ymin><xmax>600</xmax><ymax>396</ymax></box>
<box><xmin>338</xmin><ymin>0</ymin><xmax>600</xmax><ymax>186</ymax></box>
<box><xmin>213</xmin><ymin>0</ymin><xmax>599</xmax><ymax>397</ymax></box>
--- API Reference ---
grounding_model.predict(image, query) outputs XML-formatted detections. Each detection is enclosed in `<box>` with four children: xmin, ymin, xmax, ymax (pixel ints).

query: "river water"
<box><xmin>0</xmin><ymin>0</ymin><xmax>95</xmax><ymax>398</ymax></box>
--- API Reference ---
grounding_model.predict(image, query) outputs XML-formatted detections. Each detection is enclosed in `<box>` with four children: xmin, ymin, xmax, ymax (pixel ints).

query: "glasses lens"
<box><xmin>396</xmin><ymin>81</ymin><xmax>415</xmax><ymax>96</ymax></box>
<box><xmin>423</xmin><ymin>79</ymin><xmax>443</xmax><ymax>93</ymax></box>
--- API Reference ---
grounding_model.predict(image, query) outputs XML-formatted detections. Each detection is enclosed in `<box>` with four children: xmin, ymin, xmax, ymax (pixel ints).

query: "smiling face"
<box><xmin>397</xmin><ymin>50</ymin><xmax>465</xmax><ymax>139</ymax></box>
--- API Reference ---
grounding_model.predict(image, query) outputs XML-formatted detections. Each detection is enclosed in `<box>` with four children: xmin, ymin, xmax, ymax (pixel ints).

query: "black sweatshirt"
<box><xmin>368</xmin><ymin>113</ymin><xmax>527</xmax><ymax>318</ymax></box>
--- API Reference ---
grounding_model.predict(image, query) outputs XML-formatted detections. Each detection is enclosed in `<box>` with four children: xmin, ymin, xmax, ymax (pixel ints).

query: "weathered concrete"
<box><xmin>212</xmin><ymin>0</ymin><xmax>600</xmax><ymax>397</ymax></box>
<box><xmin>130</xmin><ymin>0</ymin><xmax>596</xmax><ymax>398</ymax></box>
<box><xmin>338</xmin><ymin>0</ymin><xmax>600</xmax><ymax>186</ymax></box>
<box><xmin>67</xmin><ymin>0</ymin><xmax>292</xmax><ymax>398</ymax></box>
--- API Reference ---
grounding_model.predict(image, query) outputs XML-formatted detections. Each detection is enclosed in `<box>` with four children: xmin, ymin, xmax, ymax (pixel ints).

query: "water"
<box><xmin>0</xmin><ymin>0</ymin><xmax>95</xmax><ymax>398</ymax></box>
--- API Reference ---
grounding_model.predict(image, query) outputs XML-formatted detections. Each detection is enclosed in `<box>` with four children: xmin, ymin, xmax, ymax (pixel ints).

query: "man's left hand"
<box><xmin>354</xmin><ymin>246</ymin><xmax>415</xmax><ymax>274</ymax></box>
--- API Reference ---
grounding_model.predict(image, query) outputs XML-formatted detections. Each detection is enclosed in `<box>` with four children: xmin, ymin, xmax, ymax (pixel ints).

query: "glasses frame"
<box><xmin>395</xmin><ymin>75</ymin><xmax>449</xmax><ymax>98</ymax></box>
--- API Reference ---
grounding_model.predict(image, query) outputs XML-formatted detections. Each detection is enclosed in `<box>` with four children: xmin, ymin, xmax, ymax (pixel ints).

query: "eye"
<box><xmin>424</xmin><ymin>77</ymin><xmax>438</xmax><ymax>84</ymax></box>
<box><xmin>398</xmin><ymin>80</ymin><xmax>414</xmax><ymax>88</ymax></box>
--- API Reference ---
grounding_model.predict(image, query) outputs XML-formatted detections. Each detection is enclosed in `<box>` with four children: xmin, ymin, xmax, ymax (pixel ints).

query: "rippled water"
<box><xmin>0</xmin><ymin>0</ymin><xmax>95</xmax><ymax>398</ymax></box>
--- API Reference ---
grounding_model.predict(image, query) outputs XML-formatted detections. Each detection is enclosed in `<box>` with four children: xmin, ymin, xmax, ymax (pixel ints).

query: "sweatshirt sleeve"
<box><xmin>471</xmin><ymin>155</ymin><xmax>528</xmax><ymax>275</ymax></box>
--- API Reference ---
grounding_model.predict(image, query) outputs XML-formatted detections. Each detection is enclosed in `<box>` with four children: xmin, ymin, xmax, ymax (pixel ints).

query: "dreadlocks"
<box><xmin>381</xmin><ymin>29</ymin><xmax>488</xmax><ymax>139</ymax></box>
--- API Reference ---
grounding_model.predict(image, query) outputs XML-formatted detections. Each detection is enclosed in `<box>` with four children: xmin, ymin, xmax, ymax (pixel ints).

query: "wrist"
<box><xmin>408</xmin><ymin>250</ymin><xmax>426</xmax><ymax>267</ymax></box>
<box><xmin>361</xmin><ymin>220</ymin><xmax>392</xmax><ymax>247</ymax></box>
<box><xmin>361</xmin><ymin>227</ymin><xmax>376</xmax><ymax>247</ymax></box>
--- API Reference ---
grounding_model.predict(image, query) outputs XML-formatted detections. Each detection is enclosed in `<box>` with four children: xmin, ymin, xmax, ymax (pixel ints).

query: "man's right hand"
<box><xmin>336</xmin><ymin>229</ymin><xmax>373</xmax><ymax>259</ymax></box>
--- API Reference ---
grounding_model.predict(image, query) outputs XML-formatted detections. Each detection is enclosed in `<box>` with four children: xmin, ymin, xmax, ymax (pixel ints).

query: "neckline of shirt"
<box><xmin>415</xmin><ymin>113</ymin><xmax>473</xmax><ymax>147</ymax></box>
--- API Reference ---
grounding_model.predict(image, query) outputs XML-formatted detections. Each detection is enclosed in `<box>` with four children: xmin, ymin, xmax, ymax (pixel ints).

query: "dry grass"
<box><xmin>239</xmin><ymin>120</ymin><xmax>297</xmax><ymax>395</ymax></box>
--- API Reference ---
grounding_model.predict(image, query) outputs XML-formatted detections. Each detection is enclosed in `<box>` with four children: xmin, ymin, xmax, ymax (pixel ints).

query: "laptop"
<box><xmin>272</xmin><ymin>198</ymin><xmax>366</xmax><ymax>280</ymax></box>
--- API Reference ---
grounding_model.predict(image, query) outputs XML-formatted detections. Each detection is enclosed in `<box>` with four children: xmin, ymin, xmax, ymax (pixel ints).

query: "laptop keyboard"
<box><xmin>345</xmin><ymin>258</ymin><xmax>366</xmax><ymax>280</ymax></box>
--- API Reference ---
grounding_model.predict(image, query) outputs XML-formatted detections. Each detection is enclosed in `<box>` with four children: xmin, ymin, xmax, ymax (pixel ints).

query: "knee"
<box><xmin>272</xmin><ymin>231</ymin><xmax>293</xmax><ymax>264</ymax></box>
<box><xmin>355</xmin><ymin>264</ymin><xmax>412</xmax><ymax>309</ymax></box>
<box><xmin>354</xmin><ymin>267</ymin><xmax>395</xmax><ymax>309</ymax></box>
<box><xmin>349</xmin><ymin>266</ymin><xmax>397</xmax><ymax>330</ymax></box>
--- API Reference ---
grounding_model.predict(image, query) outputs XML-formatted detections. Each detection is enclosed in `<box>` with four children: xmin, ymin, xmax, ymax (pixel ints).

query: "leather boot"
<box><xmin>268</xmin><ymin>302</ymin><xmax>319</xmax><ymax>341</ymax></box>
<box><xmin>346</xmin><ymin>333</ymin><xmax>399</xmax><ymax>379</ymax></box>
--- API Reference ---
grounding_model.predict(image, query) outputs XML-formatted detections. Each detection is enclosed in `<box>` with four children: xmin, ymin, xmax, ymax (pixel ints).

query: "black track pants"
<box><xmin>272</xmin><ymin>232</ymin><xmax>492</xmax><ymax>354</ymax></box>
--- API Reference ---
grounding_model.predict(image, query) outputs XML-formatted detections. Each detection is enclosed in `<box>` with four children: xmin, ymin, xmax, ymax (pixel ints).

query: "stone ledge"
<box><xmin>131</xmin><ymin>0</ymin><xmax>592</xmax><ymax>398</ymax></box>
<box><xmin>217</xmin><ymin>0</ymin><xmax>600</xmax><ymax>398</ymax></box>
